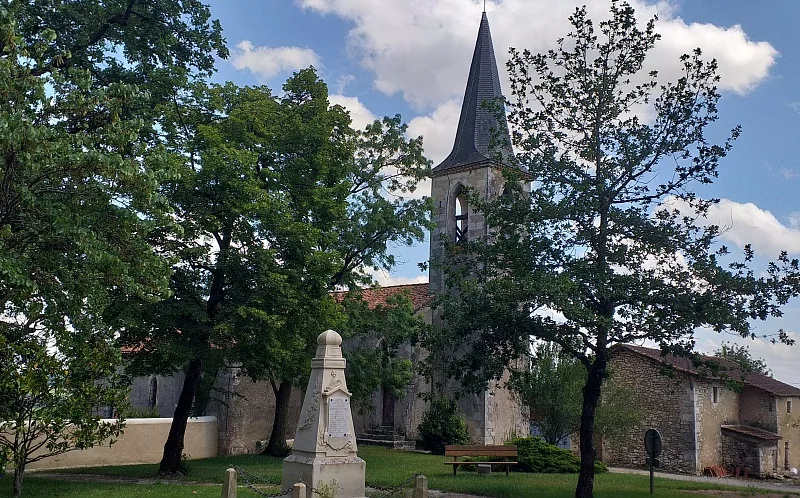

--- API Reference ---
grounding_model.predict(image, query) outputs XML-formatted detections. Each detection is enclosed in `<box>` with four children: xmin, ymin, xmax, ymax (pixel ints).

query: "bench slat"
<box><xmin>444</xmin><ymin>445</ymin><xmax>517</xmax><ymax>457</ymax></box>
<box><xmin>444</xmin><ymin>462</ymin><xmax>519</xmax><ymax>465</ymax></box>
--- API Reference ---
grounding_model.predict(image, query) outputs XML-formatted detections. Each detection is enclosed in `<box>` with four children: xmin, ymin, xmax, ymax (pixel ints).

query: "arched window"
<box><xmin>454</xmin><ymin>189</ymin><xmax>468</xmax><ymax>243</ymax></box>
<box><xmin>148</xmin><ymin>377</ymin><xmax>158</xmax><ymax>409</ymax></box>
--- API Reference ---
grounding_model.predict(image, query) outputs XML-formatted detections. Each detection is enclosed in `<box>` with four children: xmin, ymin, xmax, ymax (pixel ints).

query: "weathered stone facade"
<box><xmin>777</xmin><ymin>395</ymin><xmax>800</xmax><ymax>471</ymax></box>
<box><xmin>129</xmin><ymin>368</ymin><xmax>302</xmax><ymax>456</ymax></box>
<box><xmin>604</xmin><ymin>345</ymin><xmax>800</xmax><ymax>476</ymax></box>
<box><xmin>604</xmin><ymin>349</ymin><xmax>698</xmax><ymax>474</ymax></box>
<box><xmin>721</xmin><ymin>426</ymin><xmax>779</xmax><ymax>477</ymax></box>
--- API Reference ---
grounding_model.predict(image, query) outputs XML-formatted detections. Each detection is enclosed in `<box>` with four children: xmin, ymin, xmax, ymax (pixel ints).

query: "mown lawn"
<box><xmin>3</xmin><ymin>446</ymin><xmax>795</xmax><ymax>498</ymax></box>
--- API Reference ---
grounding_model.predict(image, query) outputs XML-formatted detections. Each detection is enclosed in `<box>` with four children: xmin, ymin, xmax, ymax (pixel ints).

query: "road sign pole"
<box><xmin>644</xmin><ymin>428</ymin><xmax>662</xmax><ymax>496</ymax></box>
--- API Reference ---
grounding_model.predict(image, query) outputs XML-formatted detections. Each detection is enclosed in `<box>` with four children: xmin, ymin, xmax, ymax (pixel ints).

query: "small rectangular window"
<box><xmin>788</xmin><ymin>400</ymin><xmax>793</xmax><ymax>414</ymax></box>
<box><xmin>712</xmin><ymin>386</ymin><xmax>719</xmax><ymax>404</ymax></box>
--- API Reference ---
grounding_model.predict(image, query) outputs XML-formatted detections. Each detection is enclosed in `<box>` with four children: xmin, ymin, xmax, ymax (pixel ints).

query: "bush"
<box><xmin>506</xmin><ymin>436</ymin><xmax>607</xmax><ymax>474</ymax></box>
<box><xmin>121</xmin><ymin>406</ymin><xmax>161</xmax><ymax>418</ymax></box>
<box><xmin>417</xmin><ymin>397</ymin><xmax>470</xmax><ymax>454</ymax></box>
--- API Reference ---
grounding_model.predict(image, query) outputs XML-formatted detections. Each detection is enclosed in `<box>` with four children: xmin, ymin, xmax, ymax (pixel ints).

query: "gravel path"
<box><xmin>609</xmin><ymin>466</ymin><xmax>800</xmax><ymax>494</ymax></box>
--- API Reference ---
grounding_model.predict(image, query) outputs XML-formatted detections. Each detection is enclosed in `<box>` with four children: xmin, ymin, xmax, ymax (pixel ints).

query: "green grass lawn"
<box><xmin>3</xmin><ymin>446</ymin><xmax>795</xmax><ymax>498</ymax></box>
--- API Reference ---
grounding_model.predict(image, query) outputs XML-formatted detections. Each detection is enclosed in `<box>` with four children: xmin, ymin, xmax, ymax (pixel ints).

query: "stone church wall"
<box><xmin>208</xmin><ymin>367</ymin><xmax>302</xmax><ymax>456</ymax></box>
<box><xmin>129</xmin><ymin>367</ymin><xmax>302</xmax><ymax>456</ymax></box>
<box><xmin>604</xmin><ymin>350</ymin><xmax>698</xmax><ymax>474</ymax></box>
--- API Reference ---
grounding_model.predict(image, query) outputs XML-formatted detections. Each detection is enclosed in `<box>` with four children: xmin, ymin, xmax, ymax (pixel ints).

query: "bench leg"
<box><xmin>506</xmin><ymin>464</ymin><xmax>509</xmax><ymax>476</ymax></box>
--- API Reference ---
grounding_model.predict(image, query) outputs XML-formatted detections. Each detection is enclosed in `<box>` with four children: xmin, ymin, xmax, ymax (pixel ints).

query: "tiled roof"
<box><xmin>332</xmin><ymin>283</ymin><xmax>433</xmax><ymax>312</ymax></box>
<box><xmin>432</xmin><ymin>12</ymin><xmax>518</xmax><ymax>176</ymax></box>
<box><xmin>721</xmin><ymin>425</ymin><xmax>781</xmax><ymax>441</ymax></box>
<box><xmin>618</xmin><ymin>344</ymin><xmax>800</xmax><ymax>397</ymax></box>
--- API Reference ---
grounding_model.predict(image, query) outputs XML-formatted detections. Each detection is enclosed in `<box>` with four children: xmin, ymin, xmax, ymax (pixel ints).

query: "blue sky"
<box><xmin>204</xmin><ymin>0</ymin><xmax>800</xmax><ymax>382</ymax></box>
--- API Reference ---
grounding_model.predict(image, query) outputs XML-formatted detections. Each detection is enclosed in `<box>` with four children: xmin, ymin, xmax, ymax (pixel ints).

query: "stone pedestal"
<box><xmin>282</xmin><ymin>330</ymin><xmax>366</xmax><ymax>498</ymax></box>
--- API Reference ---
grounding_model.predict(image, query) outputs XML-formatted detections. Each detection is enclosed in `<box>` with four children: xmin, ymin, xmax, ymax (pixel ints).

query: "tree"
<box><xmin>120</xmin><ymin>69</ymin><xmax>431</xmax><ymax>469</ymax></box>
<box><xmin>340</xmin><ymin>292</ymin><xmax>426</xmax><ymax>415</ymax></box>
<box><xmin>516</xmin><ymin>343</ymin><xmax>583</xmax><ymax>445</ymax></box>
<box><xmin>429</xmin><ymin>2</ymin><xmax>800</xmax><ymax>497</ymax></box>
<box><xmin>516</xmin><ymin>343</ymin><xmax>640</xmax><ymax>447</ymax></box>
<box><xmin>714</xmin><ymin>342</ymin><xmax>771</xmax><ymax>376</ymax></box>
<box><xmin>0</xmin><ymin>1</ymin><xmax>226</xmax><ymax>492</ymax></box>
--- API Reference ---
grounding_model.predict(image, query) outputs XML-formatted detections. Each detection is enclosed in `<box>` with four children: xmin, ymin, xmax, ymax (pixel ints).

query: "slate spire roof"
<box><xmin>432</xmin><ymin>12</ymin><xmax>517</xmax><ymax>176</ymax></box>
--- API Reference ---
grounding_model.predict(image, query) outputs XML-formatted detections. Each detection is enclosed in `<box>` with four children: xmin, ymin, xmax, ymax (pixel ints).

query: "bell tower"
<box><xmin>427</xmin><ymin>10</ymin><xmax>530</xmax><ymax>444</ymax></box>
<box><xmin>429</xmin><ymin>11</ymin><xmax>529</xmax><ymax>295</ymax></box>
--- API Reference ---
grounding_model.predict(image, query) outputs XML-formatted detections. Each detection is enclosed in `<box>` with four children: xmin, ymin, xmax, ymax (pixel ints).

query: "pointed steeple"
<box><xmin>432</xmin><ymin>12</ymin><xmax>517</xmax><ymax>176</ymax></box>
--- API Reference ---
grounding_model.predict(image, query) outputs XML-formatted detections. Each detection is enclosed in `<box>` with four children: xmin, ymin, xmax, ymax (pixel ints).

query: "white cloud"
<box><xmin>407</xmin><ymin>99</ymin><xmax>461</xmax><ymax>166</ymax></box>
<box><xmin>299</xmin><ymin>0</ymin><xmax>777</xmax><ymax>110</ymax></box>
<box><xmin>231</xmin><ymin>41</ymin><xmax>321</xmax><ymax>81</ymax></box>
<box><xmin>370</xmin><ymin>269</ymin><xmax>428</xmax><ymax>287</ymax></box>
<box><xmin>664</xmin><ymin>197</ymin><xmax>800</xmax><ymax>257</ymax></box>
<box><xmin>789</xmin><ymin>212</ymin><xmax>800</xmax><ymax>229</ymax></box>
<box><xmin>650</xmin><ymin>20</ymin><xmax>776</xmax><ymax>95</ymax></box>
<box><xmin>328</xmin><ymin>94</ymin><xmax>377</xmax><ymax>130</ymax></box>
<box><xmin>780</xmin><ymin>168</ymin><xmax>798</xmax><ymax>180</ymax></box>
<box><xmin>695</xmin><ymin>331</ymin><xmax>800</xmax><ymax>388</ymax></box>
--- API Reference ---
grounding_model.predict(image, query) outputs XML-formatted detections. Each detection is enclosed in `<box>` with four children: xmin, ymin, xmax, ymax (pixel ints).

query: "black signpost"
<box><xmin>644</xmin><ymin>428</ymin><xmax>662</xmax><ymax>495</ymax></box>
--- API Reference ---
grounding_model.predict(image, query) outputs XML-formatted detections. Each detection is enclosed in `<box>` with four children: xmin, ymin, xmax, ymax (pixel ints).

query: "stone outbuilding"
<box><xmin>604</xmin><ymin>344</ymin><xmax>800</xmax><ymax>477</ymax></box>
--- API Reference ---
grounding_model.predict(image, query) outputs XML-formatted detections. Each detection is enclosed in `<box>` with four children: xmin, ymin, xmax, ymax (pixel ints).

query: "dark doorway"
<box><xmin>382</xmin><ymin>387</ymin><xmax>395</xmax><ymax>427</ymax></box>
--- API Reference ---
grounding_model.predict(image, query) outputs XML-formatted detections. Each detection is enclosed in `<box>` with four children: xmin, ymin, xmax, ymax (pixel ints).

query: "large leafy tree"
<box><xmin>120</xmin><ymin>69</ymin><xmax>431</xmax><ymax>470</ymax></box>
<box><xmin>0</xmin><ymin>1</ymin><xmax>225</xmax><ymax>494</ymax></box>
<box><xmin>430</xmin><ymin>2</ymin><xmax>800</xmax><ymax>497</ymax></box>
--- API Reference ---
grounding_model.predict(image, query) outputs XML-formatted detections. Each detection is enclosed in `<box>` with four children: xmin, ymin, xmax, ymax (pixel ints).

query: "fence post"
<box><xmin>412</xmin><ymin>474</ymin><xmax>428</xmax><ymax>498</ymax></box>
<box><xmin>221</xmin><ymin>467</ymin><xmax>237</xmax><ymax>498</ymax></box>
<box><xmin>292</xmin><ymin>482</ymin><xmax>307</xmax><ymax>498</ymax></box>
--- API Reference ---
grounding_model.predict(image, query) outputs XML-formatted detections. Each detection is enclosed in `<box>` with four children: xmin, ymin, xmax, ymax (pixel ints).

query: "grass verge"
<box><xmin>13</xmin><ymin>446</ymin><xmax>798</xmax><ymax>498</ymax></box>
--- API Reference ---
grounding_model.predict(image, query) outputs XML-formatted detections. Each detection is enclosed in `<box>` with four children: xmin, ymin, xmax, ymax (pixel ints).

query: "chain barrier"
<box><xmin>234</xmin><ymin>467</ymin><xmax>422</xmax><ymax>498</ymax></box>
<box><xmin>367</xmin><ymin>473</ymin><xmax>420</xmax><ymax>497</ymax></box>
<box><xmin>235</xmin><ymin>467</ymin><xmax>292</xmax><ymax>498</ymax></box>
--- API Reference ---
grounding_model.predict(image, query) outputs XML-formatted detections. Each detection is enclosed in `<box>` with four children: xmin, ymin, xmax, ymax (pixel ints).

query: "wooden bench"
<box><xmin>444</xmin><ymin>445</ymin><xmax>518</xmax><ymax>476</ymax></box>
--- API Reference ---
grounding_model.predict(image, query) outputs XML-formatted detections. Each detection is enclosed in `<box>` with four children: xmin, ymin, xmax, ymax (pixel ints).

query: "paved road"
<box><xmin>609</xmin><ymin>466</ymin><xmax>800</xmax><ymax>494</ymax></box>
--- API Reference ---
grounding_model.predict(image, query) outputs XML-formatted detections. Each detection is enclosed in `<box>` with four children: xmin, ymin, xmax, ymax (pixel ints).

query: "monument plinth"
<box><xmin>282</xmin><ymin>329</ymin><xmax>366</xmax><ymax>498</ymax></box>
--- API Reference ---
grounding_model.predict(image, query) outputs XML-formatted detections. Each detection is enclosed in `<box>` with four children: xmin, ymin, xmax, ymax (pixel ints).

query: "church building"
<box><xmin>352</xmin><ymin>9</ymin><xmax>530</xmax><ymax>445</ymax></box>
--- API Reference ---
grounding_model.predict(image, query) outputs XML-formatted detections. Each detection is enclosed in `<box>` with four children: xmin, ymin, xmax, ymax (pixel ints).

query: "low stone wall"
<box><xmin>28</xmin><ymin>416</ymin><xmax>218</xmax><ymax>470</ymax></box>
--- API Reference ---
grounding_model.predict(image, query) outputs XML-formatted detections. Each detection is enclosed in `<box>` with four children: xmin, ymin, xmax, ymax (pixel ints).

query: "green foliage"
<box><xmin>2</xmin><ymin>0</ymin><xmax>228</xmax><ymax>488</ymax></box>
<box><xmin>341</xmin><ymin>292</ymin><xmax>426</xmax><ymax>413</ymax></box>
<box><xmin>120</xmin><ymin>406</ymin><xmax>161</xmax><ymax>419</ymax></box>
<box><xmin>507</xmin><ymin>437</ymin><xmax>607</xmax><ymax>474</ymax></box>
<box><xmin>514</xmin><ymin>343</ymin><xmax>583</xmax><ymax>445</ymax></box>
<box><xmin>714</xmin><ymin>342</ymin><xmax>771</xmax><ymax>376</ymax></box>
<box><xmin>117</xmin><ymin>69</ymin><xmax>431</xmax><ymax>465</ymax></box>
<box><xmin>0</xmin><ymin>1</ymin><xmax>210</xmax><ymax>493</ymax></box>
<box><xmin>516</xmin><ymin>343</ymin><xmax>642</xmax><ymax>446</ymax></box>
<box><xmin>416</xmin><ymin>397</ymin><xmax>470</xmax><ymax>455</ymax></box>
<box><xmin>430</xmin><ymin>1</ymin><xmax>800</xmax><ymax>496</ymax></box>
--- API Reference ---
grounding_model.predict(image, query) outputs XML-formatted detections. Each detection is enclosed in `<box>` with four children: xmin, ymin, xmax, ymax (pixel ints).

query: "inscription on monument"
<box><xmin>327</xmin><ymin>397</ymin><xmax>349</xmax><ymax>438</ymax></box>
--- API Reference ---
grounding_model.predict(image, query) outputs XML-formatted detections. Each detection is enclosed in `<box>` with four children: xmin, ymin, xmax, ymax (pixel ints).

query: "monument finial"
<box><xmin>483</xmin><ymin>0</ymin><xmax>486</xmax><ymax>13</ymax></box>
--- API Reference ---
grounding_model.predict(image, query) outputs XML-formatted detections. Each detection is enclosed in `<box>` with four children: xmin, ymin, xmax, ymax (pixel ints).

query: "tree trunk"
<box><xmin>264</xmin><ymin>379</ymin><xmax>293</xmax><ymax>456</ymax></box>
<box><xmin>13</xmin><ymin>462</ymin><xmax>24</xmax><ymax>498</ymax></box>
<box><xmin>159</xmin><ymin>357</ymin><xmax>203</xmax><ymax>474</ymax></box>
<box><xmin>575</xmin><ymin>355</ymin><xmax>607</xmax><ymax>498</ymax></box>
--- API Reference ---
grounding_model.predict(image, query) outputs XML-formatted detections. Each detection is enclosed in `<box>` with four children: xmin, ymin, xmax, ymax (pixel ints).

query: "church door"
<box><xmin>382</xmin><ymin>387</ymin><xmax>395</xmax><ymax>427</ymax></box>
